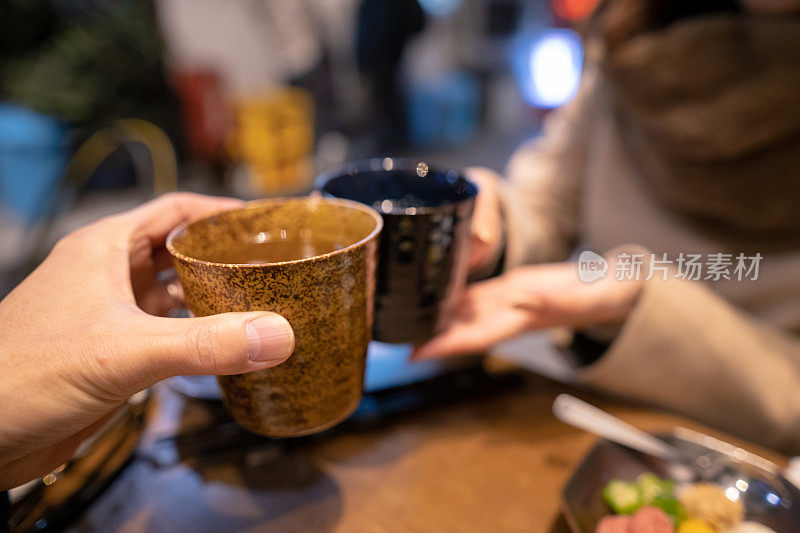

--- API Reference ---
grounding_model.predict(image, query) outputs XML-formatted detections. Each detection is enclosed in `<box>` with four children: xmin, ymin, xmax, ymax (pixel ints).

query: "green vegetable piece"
<box><xmin>603</xmin><ymin>479</ymin><xmax>642</xmax><ymax>515</ymax></box>
<box><xmin>637</xmin><ymin>473</ymin><xmax>665</xmax><ymax>504</ymax></box>
<box><xmin>652</xmin><ymin>494</ymin><xmax>687</xmax><ymax>525</ymax></box>
<box><xmin>636</xmin><ymin>473</ymin><xmax>677</xmax><ymax>504</ymax></box>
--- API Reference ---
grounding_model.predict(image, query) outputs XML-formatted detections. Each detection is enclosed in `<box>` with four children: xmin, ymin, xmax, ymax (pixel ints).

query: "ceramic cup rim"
<box><xmin>315</xmin><ymin>157</ymin><xmax>479</xmax><ymax>216</ymax></box>
<box><xmin>166</xmin><ymin>196</ymin><xmax>383</xmax><ymax>269</ymax></box>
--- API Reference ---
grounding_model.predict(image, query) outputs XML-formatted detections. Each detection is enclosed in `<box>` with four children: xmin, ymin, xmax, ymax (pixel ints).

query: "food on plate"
<box><xmin>677</xmin><ymin>519</ymin><xmax>716</xmax><ymax>533</ymax></box>
<box><xmin>603</xmin><ymin>480</ymin><xmax>641</xmax><ymax>515</ymax></box>
<box><xmin>596</xmin><ymin>507</ymin><xmax>674</xmax><ymax>533</ymax></box>
<box><xmin>629</xmin><ymin>506</ymin><xmax>675</xmax><ymax>532</ymax></box>
<box><xmin>602</xmin><ymin>473</ymin><xmax>685</xmax><ymax>522</ymax></box>
<box><xmin>679</xmin><ymin>483</ymin><xmax>744</xmax><ymax>531</ymax></box>
<box><xmin>596</xmin><ymin>514</ymin><xmax>631</xmax><ymax>533</ymax></box>
<box><xmin>595</xmin><ymin>473</ymin><xmax>777</xmax><ymax>533</ymax></box>
<box><xmin>638</xmin><ymin>473</ymin><xmax>673</xmax><ymax>503</ymax></box>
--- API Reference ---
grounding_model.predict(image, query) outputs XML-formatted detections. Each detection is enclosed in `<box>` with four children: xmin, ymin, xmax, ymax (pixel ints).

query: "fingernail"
<box><xmin>246</xmin><ymin>314</ymin><xmax>295</xmax><ymax>363</ymax></box>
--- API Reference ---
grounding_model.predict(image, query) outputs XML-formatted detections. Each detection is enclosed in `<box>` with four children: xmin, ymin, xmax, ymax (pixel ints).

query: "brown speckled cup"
<box><xmin>166</xmin><ymin>197</ymin><xmax>382</xmax><ymax>437</ymax></box>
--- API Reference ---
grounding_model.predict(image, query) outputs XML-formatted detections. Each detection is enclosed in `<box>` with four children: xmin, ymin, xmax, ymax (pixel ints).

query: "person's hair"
<box><xmin>595</xmin><ymin>0</ymin><xmax>740</xmax><ymax>49</ymax></box>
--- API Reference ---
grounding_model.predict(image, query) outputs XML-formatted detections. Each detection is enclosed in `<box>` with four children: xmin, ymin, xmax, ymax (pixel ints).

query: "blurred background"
<box><xmin>0</xmin><ymin>0</ymin><xmax>594</xmax><ymax>297</ymax></box>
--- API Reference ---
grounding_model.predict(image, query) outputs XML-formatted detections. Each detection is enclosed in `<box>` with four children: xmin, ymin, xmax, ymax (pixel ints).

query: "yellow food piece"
<box><xmin>677</xmin><ymin>518</ymin><xmax>716</xmax><ymax>533</ymax></box>
<box><xmin>679</xmin><ymin>483</ymin><xmax>744</xmax><ymax>531</ymax></box>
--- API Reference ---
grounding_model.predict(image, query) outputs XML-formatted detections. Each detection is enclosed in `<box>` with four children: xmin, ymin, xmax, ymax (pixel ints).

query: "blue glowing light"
<box><xmin>766</xmin><ymin>492</ymin><xmax>781</xmax><ymax>506</ymax></box>
<box><xmin>513</xmin><ymin>28</ymin><xmax>583</xmax><ymax>109</ymax></box>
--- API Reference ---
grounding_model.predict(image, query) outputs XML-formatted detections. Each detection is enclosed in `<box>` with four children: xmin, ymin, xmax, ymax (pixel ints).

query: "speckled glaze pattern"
<box><xmin>166</xmin><ymin>197</ymin><xmax>382</xmax><ymax>437</ymax></box>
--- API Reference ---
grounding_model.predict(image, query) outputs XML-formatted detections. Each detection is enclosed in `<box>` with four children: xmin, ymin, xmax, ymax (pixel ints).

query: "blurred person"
<box><xmin>156</xmin><ymin>0</ymin><xmax>324</xmax><ymax>95</ymax></box>
<box><xmin>356</xmin><ymin>0</ymin><xmax>425</xmax><ymax>150</ymax></box>
<box><xmin>415</xmin><ymin>0</ymin><xmax>800</xmax><ymax>452</ymax></box>
<box><xmin>0</xmin><ymin>193</ymin><xmax>295</xmax><ymax>491</ymax></box>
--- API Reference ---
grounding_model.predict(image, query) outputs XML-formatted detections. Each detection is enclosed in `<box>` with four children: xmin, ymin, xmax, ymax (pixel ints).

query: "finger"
<box><xmin>412</xmin><ymin>317</ymin><xmax>512</xmax><ymax>360</ymax></box>
<box><xmin>412</xmin><ymin>329</ymin><xmax>478</xmax><ymax>360</ymax></box>
<box><xmin>120</xmin><ymin>192</ymin><xmax>244</xmax><ymax>247</ymax></box>
<box><xmin>466</xmin><ymin>169</ymin><xmax>504</xmax><ymax>272</ymax></box>
<box><xmin>116</xmin><ymin>311</ymin><xmax>295</xmax><ymax>393</ymax></box>
<box><xmin>464</xmin><ymin>166</ymin><xmax>503</xmax><ymax>189</ymax></box>
<box><xmin>413</xmin><ymin>313</ymin><xmax>538</xmax><ymax>360</ymax></box>
<box><xmin>469</xmin><ymin>236</ymin><xmax>494</xmax><ymax>270</ymax></box>
<box><xmin>510</xmin><ymin>282</ymin><xmax>627</xmax><ymax>329</ymax></box>
<box><xmin>60</xmin><ymin>194</ymin><xmax>242</xmax><ymax>268</ymax></box>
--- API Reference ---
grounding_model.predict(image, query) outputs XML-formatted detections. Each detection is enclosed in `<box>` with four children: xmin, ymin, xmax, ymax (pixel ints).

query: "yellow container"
<box><xmin>229</xmin><ymin>88</ymin><xmax>315</xmax><ymax>195</ymax></box>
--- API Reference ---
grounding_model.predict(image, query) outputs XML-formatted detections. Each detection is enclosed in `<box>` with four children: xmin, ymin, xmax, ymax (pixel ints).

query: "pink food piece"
<box><xmin>629</xmin><ymin>506</ymin><xmax>674</xmax><ymax>533</ymax></box>
<box><xmin>596</xmin><ymin>515</ymin><xmax>631</xmax><ymax>533</ymax></box>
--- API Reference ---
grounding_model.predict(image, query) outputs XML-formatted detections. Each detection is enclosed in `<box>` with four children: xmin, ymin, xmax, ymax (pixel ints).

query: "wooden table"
<box><xmin>69</xmin><ymin>361</ymin><xmax>786</xmax><ymax>533</ymax></box>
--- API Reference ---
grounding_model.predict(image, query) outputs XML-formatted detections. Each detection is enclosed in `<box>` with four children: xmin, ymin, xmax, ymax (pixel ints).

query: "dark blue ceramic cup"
<box><xmin>317</xmin><ymin>158</ymin><xmax>478</xmax><ymax>344</ymax></box>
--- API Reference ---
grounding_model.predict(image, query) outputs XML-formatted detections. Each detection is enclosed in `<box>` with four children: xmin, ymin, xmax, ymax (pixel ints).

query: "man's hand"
<box><xmin>0</xmin><ymin>193</ymin><xmax>295</xmax><ymax>489</ymax></box>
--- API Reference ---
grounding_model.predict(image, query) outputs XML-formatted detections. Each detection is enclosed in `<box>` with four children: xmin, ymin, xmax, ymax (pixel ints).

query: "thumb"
<box><xmin>120</xmin><ymin>311</ymin><xmax>295</xmax><ymax>391</ymax></box>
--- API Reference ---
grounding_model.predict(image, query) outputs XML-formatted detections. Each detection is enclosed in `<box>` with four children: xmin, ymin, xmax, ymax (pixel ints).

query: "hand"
<box><xmin>413</xmin><ymin>260</ymin><xmax>642</xmax><ymax>360</ymax></box>
<box><xmin>466</xmin><ymin>167</ymin><xmax>505</xmax><ymax>272</ymax></box>
<box><xmin>0</xmin><ymin>193</ymin><xmax>295</xmax><ymax>490</ymax></box>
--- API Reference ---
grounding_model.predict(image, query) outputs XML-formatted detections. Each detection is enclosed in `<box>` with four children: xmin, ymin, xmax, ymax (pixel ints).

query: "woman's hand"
<box><xmin>413</xmin><ymin>260</ymin><xmax>642</xmax><ymax>360</ymax></box>
<box><xmin>0</xmin><ymin>193</ymin><xmax>295</xmax><ymax>490</ymax></box>
<box><xmin>466</xmin><ymin>167</ymin><xmax>505</xmax><ymax>272</ymax></box>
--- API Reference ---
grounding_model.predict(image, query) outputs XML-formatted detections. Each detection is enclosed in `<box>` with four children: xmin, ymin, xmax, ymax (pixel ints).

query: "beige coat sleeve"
<box><xmin>502</xmin><ymin>64</ymin><xmax>599</xmax><ymax>267</ymax></box>
<box><xmin>577</xmin><ymin>275</ymin><xmax>800</xmax><ymax>454</ymax></box>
